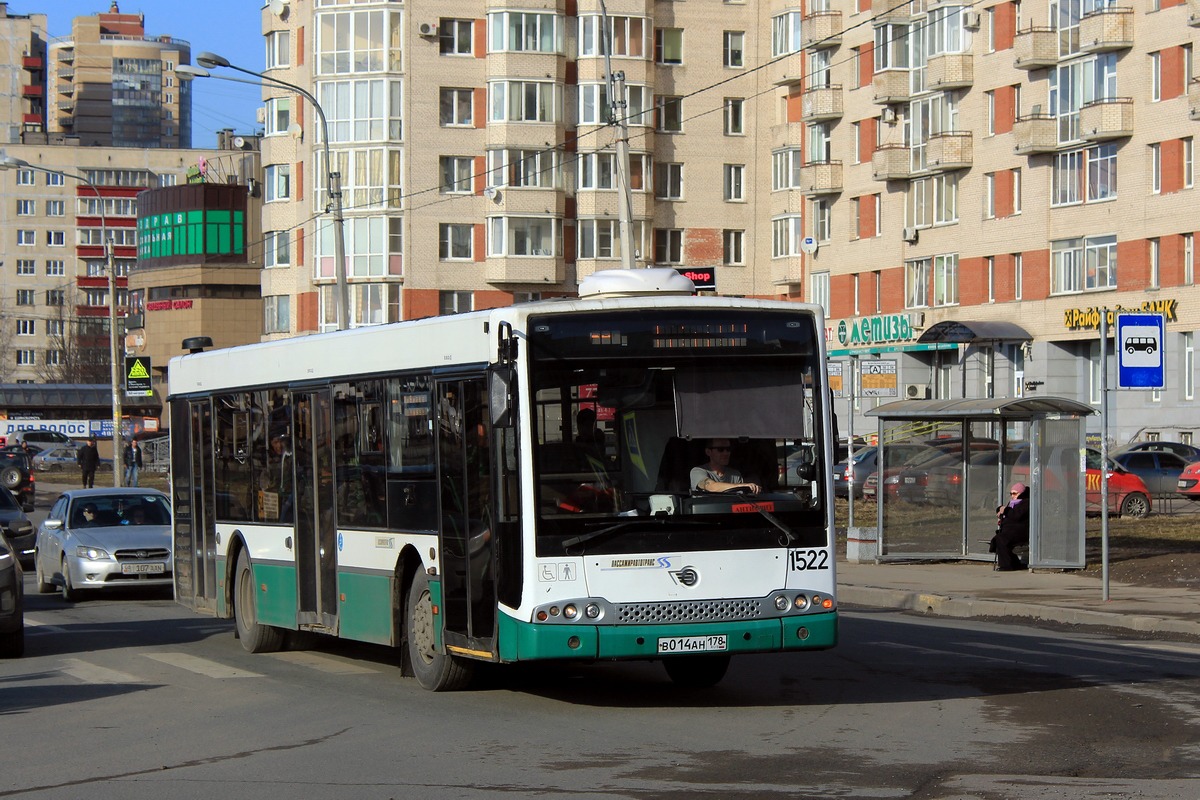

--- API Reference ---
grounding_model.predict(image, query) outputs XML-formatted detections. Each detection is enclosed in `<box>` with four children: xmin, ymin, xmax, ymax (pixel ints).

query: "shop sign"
<box><xmin>1063</xmin><ymin>299</ymin><xmax>1178</xmax><ymax>331</ymax></box>
<box><xmin>834</xmin><ymin>314</ymin><xmax>917</xmax><ymax>347</ymax></box>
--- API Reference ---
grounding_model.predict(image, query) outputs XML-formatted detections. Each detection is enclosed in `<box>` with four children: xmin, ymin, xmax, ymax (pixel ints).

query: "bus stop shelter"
<box><xmin>863</xmin><ymin>396</ymin><xmax>1094</xmax><ymax>568</ymax></box>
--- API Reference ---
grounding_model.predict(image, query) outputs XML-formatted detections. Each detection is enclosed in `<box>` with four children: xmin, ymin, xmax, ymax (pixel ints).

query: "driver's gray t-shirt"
<box><xmin>690</xmin><ymin>466</ymin><xmax>744</xmax><ymax>492</ymax></box>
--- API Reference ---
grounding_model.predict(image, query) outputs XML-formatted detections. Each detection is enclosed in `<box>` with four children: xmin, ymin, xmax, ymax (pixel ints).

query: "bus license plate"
<box><xmin>122</xmin><ymin>563</ymin><xmax>165</xmax><ymax>575</ymax></box>
<box><xmin>657</xmin><ymin>635</ymin><xmax>727</xmax><ymax>654</ymax></box>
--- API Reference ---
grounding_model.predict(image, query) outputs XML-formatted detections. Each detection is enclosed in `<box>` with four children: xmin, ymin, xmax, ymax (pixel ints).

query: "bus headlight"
<box><xmin>774</xmin><ymin>594</ymin><xmax>789</xmax><ymax>611</ymax></box>
<box><xmin>584</xmin><ymin>603</ymin><xmax>601</xmax><ymax>619</ymax></box>
<box><xmin>563</xmin><ymin>604</ymin><xmax>579</xmax><ymax>620</ymax></box>
<box><xmin>793</xmin><ymin>595</ymin><xmax>809</xmax><ymax>610</ymax></box>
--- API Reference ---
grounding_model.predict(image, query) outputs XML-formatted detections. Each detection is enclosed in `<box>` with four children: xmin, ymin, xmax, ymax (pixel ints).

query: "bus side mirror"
<box><xmin>795</xmin><ymin>463</ymin><xmax>816</xmax><ymax>482</ymax></box>
<box><xmin>489</xmin><ymin>367</ymin><xmax>514</xmax><ymax>428</ymax></box>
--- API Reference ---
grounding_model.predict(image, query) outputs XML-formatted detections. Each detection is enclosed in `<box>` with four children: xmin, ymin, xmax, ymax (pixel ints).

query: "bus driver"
<box><xmin>690</xmin><ymin>438</ymin><xmax>761</xmax><ymax>495</ymax></box>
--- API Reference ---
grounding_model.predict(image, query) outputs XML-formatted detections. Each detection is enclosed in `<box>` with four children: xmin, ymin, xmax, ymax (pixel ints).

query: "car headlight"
<box><xmin>76</xmin><ymin>546</ymin><xmax>111</xmax><ymax>561</ymax></box>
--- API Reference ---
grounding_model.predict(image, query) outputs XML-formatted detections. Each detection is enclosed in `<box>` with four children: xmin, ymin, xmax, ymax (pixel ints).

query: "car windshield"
<box><xmin>70</xmin><ymin>495</ymin><xmax>170</xmax><ymax>527</ymax></box>
<box><xmin>0</xmin><ymin>488</ymin><xmax>19</xmax><ymax>511</ymax></box>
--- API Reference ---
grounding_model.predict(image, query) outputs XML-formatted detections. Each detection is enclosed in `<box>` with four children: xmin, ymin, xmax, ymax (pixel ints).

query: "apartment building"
<box><xmin>0</xmin><ymin>3</ymin><xmax>47</xmax><ymax>144</ymax></box>
<box><xmin>46</xmin><ymin>2</ymin><xmax>191</xmax><ymax>148</ymax></box>
<box><xmin>258</xmin><ymin>0</ymin><xmax>1198</xmax><ymax>443</ymax></box>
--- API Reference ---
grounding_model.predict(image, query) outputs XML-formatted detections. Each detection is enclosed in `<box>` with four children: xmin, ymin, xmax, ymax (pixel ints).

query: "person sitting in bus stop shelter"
<box><xmin>991</xmin><ymin>482</ymin><xmax>1030</xmax><ymax>571</ymax></box>
<box><xmin>690</xmin><ymin>438</ymin><xmax>761</xmax><ymax>495</ymax></box>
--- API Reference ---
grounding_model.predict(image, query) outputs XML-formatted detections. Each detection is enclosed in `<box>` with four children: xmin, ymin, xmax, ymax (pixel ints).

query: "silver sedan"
<box><xmin>34</xmin><ymin>488</ymin><xmax>173</xmax><ymax>602</ymax></box>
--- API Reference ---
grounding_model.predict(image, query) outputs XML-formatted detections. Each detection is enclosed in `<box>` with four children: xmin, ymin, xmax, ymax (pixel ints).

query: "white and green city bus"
<box><xmin>168</xmin><ymin>269</ymin><xmax>837</xmax><ymax>690</ymax></box>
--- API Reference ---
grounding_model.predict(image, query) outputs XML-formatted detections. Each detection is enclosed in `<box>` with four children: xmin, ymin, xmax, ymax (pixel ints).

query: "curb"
<box><xmin>840</xmin><ymin>586</ymin><xmax>1200</xmax><ymax>638</ymax></box>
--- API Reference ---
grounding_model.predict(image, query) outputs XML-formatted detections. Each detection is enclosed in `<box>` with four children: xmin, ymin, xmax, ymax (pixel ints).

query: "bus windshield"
<box><xmin>528</xmin><ymin>310</ymin><xmax>828</xmax><ymax>557</ymax></box>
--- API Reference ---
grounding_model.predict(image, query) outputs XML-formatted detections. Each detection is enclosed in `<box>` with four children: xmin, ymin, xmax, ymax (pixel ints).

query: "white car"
<box><xmin>34</xmin><ymin>488</ymin><xmax>173</xmax><ymax>601</ymax></box>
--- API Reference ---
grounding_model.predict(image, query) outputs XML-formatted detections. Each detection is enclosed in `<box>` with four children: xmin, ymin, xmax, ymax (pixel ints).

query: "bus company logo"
<box><xmin>669</xmin><ymin>567</ymin><xmax>699</xmax><ymax>586</ymax></box>
<box><xmin>609</xmin><ymin>557</ymin><xmax>672</xmax><ymax>569</ymax></box>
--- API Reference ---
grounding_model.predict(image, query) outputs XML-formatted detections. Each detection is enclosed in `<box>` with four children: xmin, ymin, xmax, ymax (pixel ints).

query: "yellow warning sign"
<box><xmin>125</xmin><ymin>356</ymin><xmax>153</xmax><ymax>397</ymax></box>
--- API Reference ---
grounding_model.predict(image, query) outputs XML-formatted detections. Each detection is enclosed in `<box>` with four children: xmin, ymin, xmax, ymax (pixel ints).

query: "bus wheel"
<box><xmin>234</xmin><ymin>550</ymin><xmax>284</xmax><ymax>653</ymax></box>
<box><xmin>405</xmin><ymin>570</ymin><xmax>472</xmax><ymax>691</ymax></box>
<box><xmin>663</xmin><ymin>655</ymin><xmax>731</xmax><ymax>689</ymax></box>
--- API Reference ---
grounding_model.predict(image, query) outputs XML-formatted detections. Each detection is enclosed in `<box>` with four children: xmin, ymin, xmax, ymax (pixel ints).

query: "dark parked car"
<box><xmin>1112</xmin><ymin>450</ymin><xmax>1191</xmax><ymax>497</ymax></box>
<box><xmin>0</xmin><ymin>451</ymin><xmax>35</xmax><ymax>508</ymax></box>
<box><xmin>0</xmin><ymin>487</ymin><xmax>34</xmax><ymax>563</ymax></box>
<box><xmin>0</xmin><ymin>520</ymin><xmax>29</xmax><ymax>657</ymax></box>
<box><xmin>1114</xmin><ymin>441</ymin><xmax>1200</xmax><ymax>463</ymax></box>
<box><xmin>832</xmin><ymin>443</ymin><xmax>940</xmax><ymax>499</ymax></box>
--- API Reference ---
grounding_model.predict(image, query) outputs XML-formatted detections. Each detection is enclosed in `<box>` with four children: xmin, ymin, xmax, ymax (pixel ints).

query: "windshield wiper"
<box><xmin>562</xmin><ymin>519</ymin><xmax>708</xmax><ymax>551</ymax></box>
<box><xmin>755</xmin><ymin>508</ymin><xmax>799</xmax><ymax>546</ymax></box>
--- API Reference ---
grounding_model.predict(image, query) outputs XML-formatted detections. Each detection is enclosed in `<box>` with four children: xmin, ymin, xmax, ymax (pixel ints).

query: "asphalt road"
<box><xmin>5</xmin><ymin>579</ymin><xmax>1200</xmax><ymax>799</ymax></box>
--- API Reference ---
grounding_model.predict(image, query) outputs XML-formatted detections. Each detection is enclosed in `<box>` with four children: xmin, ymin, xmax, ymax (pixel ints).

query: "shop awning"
<box><xmin>916</xmin><ymin>320</ymin><xmax>1032</xmax><ymax>344</ymax></box>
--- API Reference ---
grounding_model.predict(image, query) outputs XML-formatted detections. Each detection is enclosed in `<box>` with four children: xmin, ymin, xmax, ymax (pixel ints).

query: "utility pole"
<box><xmin>108</xmin><ymin>237</ymin><xmax>124</xmax><ymax>487</ymax></box>
<box><xmin>599</xmin><ymin>0</ymin><xmax>637</xmax><ymax>269</ymax></box>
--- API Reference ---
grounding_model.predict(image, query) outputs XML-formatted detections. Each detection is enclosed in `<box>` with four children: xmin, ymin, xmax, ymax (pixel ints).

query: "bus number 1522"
<box><xmin>789</xmin><ymin>549</ymin><xmax>829</xmax><ymax>571</ymax></box>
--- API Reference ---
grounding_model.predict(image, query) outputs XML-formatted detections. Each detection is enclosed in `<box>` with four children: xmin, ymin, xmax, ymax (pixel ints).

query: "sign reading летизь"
<box><xmin>835</xmin><ymin>314</ymin><xmax>918</xmax><ymax>347</ymax></box>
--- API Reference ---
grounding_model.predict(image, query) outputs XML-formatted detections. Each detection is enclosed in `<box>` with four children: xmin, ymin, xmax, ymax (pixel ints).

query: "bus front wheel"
<box><xmin>405</xmin><ymin>570</ymin><xmax>472</xmax><ymax>691</ymax></box>
<box><xmin>234</xmin><ymin>550</ymin><xmax>285</xmax><ymax>653</ymax></box>
<box><xmin>663</xmin><ymin>654</ymin><xmax>731</xmax><ymax>689</ymax></box>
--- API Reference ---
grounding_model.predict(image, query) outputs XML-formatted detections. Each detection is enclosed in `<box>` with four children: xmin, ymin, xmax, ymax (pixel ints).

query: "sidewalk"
<box><xmin>838</xmin><ymin>558</ymin><xmax>1200</xmax><ymax>639</ymax></box>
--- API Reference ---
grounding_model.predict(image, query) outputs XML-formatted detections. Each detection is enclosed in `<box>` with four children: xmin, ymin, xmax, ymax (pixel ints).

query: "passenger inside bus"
<box><xmin>690</xmin><ymin>438</ymin><xmax>761</xmax><ymax>495</ymax></box>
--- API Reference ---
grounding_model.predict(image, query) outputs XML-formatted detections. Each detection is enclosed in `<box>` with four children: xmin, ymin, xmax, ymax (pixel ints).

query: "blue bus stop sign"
<box><xmin>1116</xmin><ymin>312</ymin><xmax>1164</xmax><ymax>389</ymax></box>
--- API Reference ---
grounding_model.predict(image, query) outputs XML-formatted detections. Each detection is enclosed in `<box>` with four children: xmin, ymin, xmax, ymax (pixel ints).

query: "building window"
<box><xmin>987</xmin><ymin>256</ymin><xmax>995</xmax><ymax>302</ymax></box>
<box><xmin>1150</xmin><ymin>143</ymin><xmax>1162</xmax><ymax>194</ymax></box>
<box><xmin>771</xmin><ymin>11</ymin><xmax>803</xmax><ymax>56</ymax></box>
<box><xmin>1150</xmin><ymin>238</ymin><xmax>1161</xmax><ymax>289</ymax></box>
<box><xmin>489</xmin><ymin>80</ymin><xmax>558</xmax><ymax>123</ymax></box>
<box><xmin>1186</xmin><ymin>137</ymin><xmax>1195</xmax><ymax>190</ymax></box>
<box><xmin>653</xmin><ymin>228</ymin><xmax>683</xmax><ymax>264</ymax></box>
<box><xmin>440</xmin><ymin>156</ymin><xmax>474</xmax><ymax>194</ymax></box>
<box><xmin>440</xmin><ymin>291</ymin><xmax>473</xmax><ymax>315</ymax></box>
<box><xmin>578</xmin><ymin>219</ymin><xmax>619</xmax><ymax>259</ymax></box>
<box><xmin>265</xmin><ymin>97</ymin><xmax>290</xmax><ymax>135</ymax></box>
<box><xmin>16</xmin><ymin>260</ymin><xmax>34</xmax><ymax>276</ymax></box>
<box><xmin>1013</xmin><ymin>168</ymin><xmax>1023</xmax><ymax>213</ymax></box>
<box><xmin>772</xmin><ymin>216</ymin><xmax>803</xmax><ymax>258</ymax></box>
<box><xmin>656</xmin><ymin>96</ymin><xmax>683</xmax><ymax>132</ymax></box>
<box><xmin>723</xmin><ymin>31</ymin><xmax>744</xmax><ymax>68</ymax></box>
<box><xmin>264</xmin><ymin>295</ymin><xmax>290</xmax><ymax>334</ymax></box>
<box><xmin>723</xmin><ymin>230</ymin><xmax>744</xmax><ymax>265</ymax></box>
<box><xmin>812</xmin><ymin>199</ymin><xmax>832</xmax><ymax>243</ymax></box>
<box><xmin>576</xmin><ymin>152</ymin><xmax>617</xmax><ymax>190</ymax></box>
<box><xmin>1053</xmin><ymin>145</ymin><xmax>1117</xmax><ymax>205</ymax></box>
<box><xmin>16</xmin><ymin>169</ymin><xmax>34</xmax><ymax>185</ymax></box>
<box><xmin>811</xmin><ymin>272</ymin><xmax>831</xmax><ymax>316</ymax></box>
<box><xmin>1186</xmin><ymin>233</ymin><xmax>1195</xmax><ymax>285</ymax></box>
<box><xmin>934</xmin><ymin>254</ymin><xmax>958</xmax><ymax>307</ymax></box>
<box><xmin>16</xmin><ymin>199</ymin><xmax>33</xmax><ymax>216</ymax></box>
<box><xmin>46</xmin><ymin>289</ymin><xmax>65</xmax><ymax>306</ymax></box>
<box><xmin>264</xmin><ymin>230</ymin><xmax>290</xmax><ymax>267</ymax></box>
<box><xmin>577</xmin><ymin>15</ymin><xmax>645</xmax><ymax>58</ymax></box>
<box><xmin>16</xmin><ymin>319</ymin><xmax>34</xmax><ymax>336</ymax></box>
<box><xmin>1051</xmin><ymin>235</ymin><xmax>1117</xmax><ymax>295</ymax></box>
<box><xmin>319</xmin><ymin>78</ymin><xmax>403</xmax><ymax>143</ymax></box>
<box><xmin>874</xmin><ymin>23</ymin><xmax>910</xmax><ymax>71</ymax></box>
<box><xmin>46</xmin><ymin>172</ymin><xmax>63</xmax><ymax>186</ymax></box>
<box><xmin>654</xmin><ymin>28</ymin><xmax>683</xmax><ymax>64</ymax></box>
<box><xmin>723</xmin><ymin>164</ymin><xmax>744</xmax><ymax>202</ymax></box>
<box><xmin>654</xmin><ymin>162</ymin><xmax>683</xmax><ymax>200</ymax></box>
<box><xmin>488</xmin><ymin>216</ymin><xmax>560</xmax><ymax>257</ymax></box>
<box><xmin>439</xmin><ymin>223</ymin><xmax>474</xmax><ymax>260</ymax></box>
<box><xmin>772</xmin><ymin>149</ymin><xmax>802</xmax><ymax>190</ymax></box>
<box><xmin>1185</xmin><ymin>331</ymin><xmax>1195</xmax><ymax>401</ymax></box>
<box><xmin>15</xmin><ymin>350</ymin><xmax>34</xmax><ymax>367</ymax></box>
<box><xmin>17</xmin><ymin>230</ymin><xmax>34</xmax><ymax>246</ymax></box>
<box><xmin>1151</xmin><ymin>51</ymin><xmax>1161</xmax><ymax>101</ymax></box>
<box><xmin>984</xmin><ymin>173</ymin><xmax>995</xmax><ymax>219</ymax></box>
<box><xmin>16</xmin><ymin>289</ymin><xmax>34</xmax><ymax>306</ymax></box>
<box><xmin>315</xmin><ymin>7</ymin><xmax>401</xmax><ymax>74</ymax></box>
<box><xmin>724</xmin><ymin>98</ymin><xmax>744</xmax><ymax>135</ymax></box>
<box><xmin>491</xmin><ymin>148</ymin><xmax>561</xmax><ymax>188</ymax></box>
<box><xmin>908</xmin><ymin>174</ymin><xmax>958</xmax><ymax>227</ymax></box>
<box><xmin>440</xmin><ymin>19</ymin><xmax>474</xmax><ymax>55</ymax></box>
<box><xmin>46</xmin><ymin>259</ymin><xmax>64</xmax><ymax>276</ymax></box>
<box><xmin>265</xmin><ymin>164</ymin><xmax>291</xmax><ymax>202</ymax></box>
<box><xmin>265</xmin><ymin>30</ymin><xmax>290</xmax><ymax>68</ymax></box>
<box><xmin>440</xmin><ymin>88</ymin><xmax>474</xmax><ymax>127</ymax></box>
<box><xmin>906</xmin><ymin>258</ymin><xmax>931</xmax><ymax>308</ymax></box>
<box><xmin>45</xmin><ymin>200</ymin><xmax>64</xmax><ymax>216</ymax></box>
<box><xmin>489</xmin><ymin>12</ymin><xmax>562</xmax><ymax>53</ymax></box>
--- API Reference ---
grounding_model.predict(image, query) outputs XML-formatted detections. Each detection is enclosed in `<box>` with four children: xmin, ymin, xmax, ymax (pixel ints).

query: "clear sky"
<box><xmin>26</xmin><ymin>1</ymin><xmax>265</xmax><ymax>148</ymax></box>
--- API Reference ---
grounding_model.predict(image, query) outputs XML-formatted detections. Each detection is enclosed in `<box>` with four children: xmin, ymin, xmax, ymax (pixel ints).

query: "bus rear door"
<box><xmin>435</xmin><ymin>377</ymin><xmax>497</xmax><ymax>659</ymax></box>
<box><xmin>292</xmin><ymin>388</ymin><xmax>339</xmax><ymax>631</ymax></box>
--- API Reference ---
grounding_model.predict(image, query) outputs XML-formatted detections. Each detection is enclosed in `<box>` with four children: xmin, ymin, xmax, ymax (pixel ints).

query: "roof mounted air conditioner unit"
<box><xmin>902</xmin><ymin>226</ymin><xmax>919</xmax><ymax>243</ymax></box>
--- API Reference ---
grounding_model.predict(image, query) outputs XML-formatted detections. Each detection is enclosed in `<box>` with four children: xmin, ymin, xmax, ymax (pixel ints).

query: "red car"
<box><xmin>1012</xmin><ymin>448</ymin><xmax>1151</xmax><ymax>518</ymax></box>
<box><xmin>1176</xmin><ymin>461</ymin><xmax>1200</xmax><ymax>500</ymax></box>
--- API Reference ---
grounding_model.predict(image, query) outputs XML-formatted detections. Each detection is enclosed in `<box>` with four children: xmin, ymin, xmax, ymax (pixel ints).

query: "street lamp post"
<box><xmin>181</xmin><ymin>53</ymin><xmax>350</xmax><ymax>331</ymax></box>
<box><xmin>0</xmin><ymin>154</ymin><xmax>124</xmax><ymax>486</ymax></box>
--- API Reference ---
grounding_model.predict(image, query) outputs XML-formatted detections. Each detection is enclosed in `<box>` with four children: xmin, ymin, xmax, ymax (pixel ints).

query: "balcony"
<box><xmin>22</xmin><ymin>55</ymin><xmax>42</xmax><ymax>70</ymax></box>
<box><xmin>872</xmin><ymin>144</ymin><xmax>912</xmax><ymax>181</ymax></box>
<box><xmin>1079</xmin><ymin>7</ymin><xmax>1133</xmax><ymax>53</ymax></box>
<box><xmin>927</xmin><ymin>53</ymin><xmax>973</xmax><ymax>90</ymax></box>
<box><xmin>1190</xmin><ymin>78</ymin><xmax>1200</xmax><ymax>122</ymax></box>
<box><xmin>1080</xmin><ymin>97</ymin><xmax>1132</xmax><ymax>141</ymax></box>
<box><xmin>22</xmin><ymin>84</ymin><xmax>42</xmax><ymax>98</ymax></box>
<box><xmin>799</xmin><ymin>160</ymin><xmax>843</xmax><ymax>195</ymax></box>
<box><xmin>802</xmin><ymin>11</ymin><xmax>842</xmax><ymax>50</ymax></box>
<box><xmin>801</xmin><ymin>85</ymin><xmax>843</xmax><ymax>122</ymax></box>
<box><xmin>484</xmin><ymin>256</ymin><xmax>564</xmax><ymax>285</ymax></box>
<box><xmin>1013</xmin><ymin>113</ymin><xmax>1059</xmax><ymax>154</ymax></box>
<box><xmin>1014</xmin><ymin>28</ymin><xmax>1057</xmax><ymax>69</ymax></box>
<box><xmin>1191</xmin><ymin>0</ymin><xmax>1200</xmax><ymax>26</ymax></box>
<box><xmin>22</xmin><ymin>112</ymin><xmax>41</xmax><ymax>125</ymax></box>
<box><xmin>771</xmin><ymin>257</ymin><xmax>804</xmax><ymax>288</ymax></box>
<box><xmin>57</xmin><ymin>48</ymin><xmax>74</xmax><ymax>63</ymax></box>
<box><xmin>926</xmin><ymin>132</ymin><xmax>973</xmax><ymax>171</ymax></box>
<box><xmin>872</xmin><ymin>70</ymin><xmax>910</xmax><ymax>105</ymax></box>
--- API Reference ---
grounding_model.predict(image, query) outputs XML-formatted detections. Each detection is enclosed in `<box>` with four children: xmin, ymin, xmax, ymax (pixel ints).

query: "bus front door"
<box><xmin>293</xmin><ymin>389</ymin><xmax>339</xmax><ymax>631</ymax></box>
<box><xmin>435</xmin><ymin>378</ymin><xmax>497</xmax><ymax>659</ymax></box>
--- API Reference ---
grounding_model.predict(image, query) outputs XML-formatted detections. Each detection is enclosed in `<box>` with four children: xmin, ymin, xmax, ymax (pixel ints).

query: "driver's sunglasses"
<box><xmin>709</xmin><ymin>446</ymin><xmax>731</xmax><ymax>452</ymax></box>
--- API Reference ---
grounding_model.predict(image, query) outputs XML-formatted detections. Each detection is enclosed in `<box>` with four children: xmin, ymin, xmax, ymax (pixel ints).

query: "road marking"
<box><xmin>22</xmin><ymin>617</ymin><xmax>69</xmax><ymax>633</ymax></box>
<box><xmin>143</xmin><ymin>653</ymin><xmax>263</xmax><ymax>678</ymax></box>
<box><xmin>60</xmin><ymin>658</ymin><xmax>143</xmax><ymax>685</ymax></box>
<box><xmin>266</xmin><ymin>651</ymin><xmax>379</xmax><ymax>674</ymax></box>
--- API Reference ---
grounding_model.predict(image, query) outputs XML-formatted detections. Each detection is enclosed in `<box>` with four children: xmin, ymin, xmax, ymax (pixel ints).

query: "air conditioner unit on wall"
<box><xmin>881</xmin><ymin>107</ymin><xmax>898</xmax><ymax>125</ymax></box>
<box><xmin>905</xmin><ymin>383</ymin><xmax>931</xmax><ymax>400</ymax></box>
<box><xmin>418</xmin><ymin>22</ymin><xmax>438</xmax><ymax>37</ymax></box>
<box><xmin>902</xmin><ymin>226</ymin><xmax>919</xmax><ymax>243</ymax></box>
<box><xmin>963</xmin><ymin>10</ymin><xmax>981</xmax><ymax>29</ymax></box>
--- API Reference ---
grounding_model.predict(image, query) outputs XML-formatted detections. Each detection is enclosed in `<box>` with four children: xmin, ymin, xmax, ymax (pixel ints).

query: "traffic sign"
<box><xmin>125</xmin><ymin>356</ymin><xmax>154</xmax><ymax>397</ymax></box>
<box><xmin>859</xmin><ymin>359</ymin><xmax>897</xmax><ymax>397</ymax></box>
<box><xmin>1116</xmin><ymin>313</ymin><xmax>1164</xmax><ymax>389</ymax></box>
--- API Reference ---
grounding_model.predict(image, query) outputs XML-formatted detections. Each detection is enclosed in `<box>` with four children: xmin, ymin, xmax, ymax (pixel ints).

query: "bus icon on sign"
<box><xmin>1125</xmin><ymin>337</ymin><xmax>1157</xmax><ymax>355</ymax></box>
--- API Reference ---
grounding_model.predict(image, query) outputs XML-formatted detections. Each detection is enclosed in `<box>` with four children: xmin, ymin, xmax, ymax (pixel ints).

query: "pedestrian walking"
<box><xmin>123</xmin><ymin>439</ymin><xmax>143</xmax><ymax>487</ymax></box>
<box><xmin>78</xmin><ymin>437</ymin><xmax>100</xmax><ymax>489</ymax></box>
